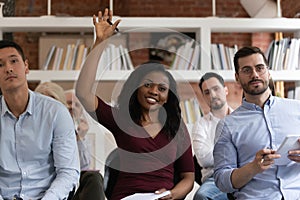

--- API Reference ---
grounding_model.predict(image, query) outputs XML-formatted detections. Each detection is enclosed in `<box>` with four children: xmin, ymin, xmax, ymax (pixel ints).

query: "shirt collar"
<box><xmin>1</xmin><ymin>90</ymin><xmax>34</xmax><ymax>117</ymax></box>
<box><xmin>207</xmin><ymin>106</ymin><xmax>234</xmax><ymax>120</ymax></box>
<box><xmin>26</xmin><ymin>90</ymin><xmax>34</xmax><ymax>115</ymax></box>
<box><xmin>241</xmin><ymin>95</ymin><xmax>275</xmax><ymax>110</ymax></box>
<box><xmin>265</xmin><ymin>95</ymin><xmax>275</xmax><ymax>106</ymax></box>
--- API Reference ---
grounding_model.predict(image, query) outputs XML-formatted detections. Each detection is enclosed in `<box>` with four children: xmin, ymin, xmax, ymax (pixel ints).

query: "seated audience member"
<box><xmin>192</xmin><ymin>72</ymin><xmax>232</xmax><ymax>200</ymax></box>
<box><xmin>35</xmin><ymin>82</ymin><xmax>105</xmax><ymax>200</ymax></box>
<box><xmin>65</xmin><ymin>89</ymin><xmax>118</xmax><ymax>173</ymax></box>
<box><xmin>0</xmin><ymin>40</ymin><xmax>79</xmax><ymax>200</ymax></box>
<box><xmin>213</xmin><ymin>46</ymin><xmax>300</xmax><ymax>200</ymax></box>
<box><xmin>75</xmin><ymin>9</ymin><xmax>195</xmax><ymax>200</ymax></box>
<box><xmin>64</xmin><ymin>90</ymin><xmax>92</xmax><ymax>169</ymax></box>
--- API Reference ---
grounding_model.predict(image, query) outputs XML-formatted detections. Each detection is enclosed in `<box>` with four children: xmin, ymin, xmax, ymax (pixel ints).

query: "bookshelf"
<box><xmin>1</xmin><ymin>16</ymin><xmax>300</xmax><ymax>82</ymax></box>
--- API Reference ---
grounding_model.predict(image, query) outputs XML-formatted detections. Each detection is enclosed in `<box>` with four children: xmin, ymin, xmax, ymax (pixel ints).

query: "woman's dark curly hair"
<box><xmin>117</xmin><ymin>61</ymin><xmax>182</xmax><ymax>138</ymax></box>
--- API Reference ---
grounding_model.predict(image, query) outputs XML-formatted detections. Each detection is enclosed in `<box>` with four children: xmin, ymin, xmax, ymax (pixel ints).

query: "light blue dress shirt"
<box><xmin>0</xmin><ymin>90</ymin><xmax>80</xmax><ymax>200</ymax></box>
<box><xmin>214</xmin><ymin>96</ymin><xmax>300</xmax><ymax>200</ymax></box>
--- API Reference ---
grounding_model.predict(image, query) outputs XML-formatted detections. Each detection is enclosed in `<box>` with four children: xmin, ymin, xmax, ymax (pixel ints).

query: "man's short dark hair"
<box><xmin>233</xmin><ymin>46</ymin><xmax>268</xmax><ymax>74</ymax></box>
<box><xmin>0</xmin><ymin>40</ymin><xmax>26</xmax><ymax>61</ymax></box>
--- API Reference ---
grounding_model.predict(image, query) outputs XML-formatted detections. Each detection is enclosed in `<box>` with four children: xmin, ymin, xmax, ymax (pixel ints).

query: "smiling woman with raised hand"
<box><xmin>76</xmin><ymin>8</ymin><xmax>194</xmax><ymax>200</ymax></box>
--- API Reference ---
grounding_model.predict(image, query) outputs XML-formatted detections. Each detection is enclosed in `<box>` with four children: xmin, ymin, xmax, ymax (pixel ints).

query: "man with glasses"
<box><xmin>213</xmin><ymin>46</ymin><xmax>300</xmax><ymax>200</ymax></box>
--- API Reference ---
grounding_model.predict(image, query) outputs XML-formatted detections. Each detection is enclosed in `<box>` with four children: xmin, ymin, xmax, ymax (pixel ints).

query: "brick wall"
<box><xmin>281</xmin><ymin>0</ymin><xmax>300</xmax><ymax>18</ymax></box>
<box><xmin>116</xmin><ymin>0</ymin><xmax>248</xmax><ymax>17</ymax></box>
<box><xmin>13</xmin><ymin>0</ymin><xmax>248</xmax><ymax>18</ymax></box>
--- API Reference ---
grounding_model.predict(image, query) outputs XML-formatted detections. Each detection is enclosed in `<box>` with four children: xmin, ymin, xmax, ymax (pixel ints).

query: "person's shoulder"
<box><xmin>228</xmin><ymin>106</ymin><xmax>234</xmax><ymax>114</ymax></box>
<box><xmin>33</xmin><ymin>91</ymin><xmax>66</xmax><ymax>109</ymax></box>
<box><xmin>276</xmin><ymin>95</ymin><xmax>298</xmax><ymax>102</ymax></box>
<box><xmin>219</xmin><ymin>107</ymin><xmax>241</xmax><ymax>126</ymax></box>
<box><xmin>273</xmin><ymin>96</ymin><xmax>300</xmax><ymax>106</ymax></box>
<box><xmin>226</xmin><ymin>106</ymin><xmax>241</xmax><ymax>117</ymax></box>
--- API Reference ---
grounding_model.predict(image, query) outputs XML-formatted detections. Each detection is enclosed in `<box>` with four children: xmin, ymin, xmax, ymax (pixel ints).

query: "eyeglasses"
<box><xmin>239</xmin><ymin>65</ymin><xmax>268</xmax><ymax>76</ymax></box>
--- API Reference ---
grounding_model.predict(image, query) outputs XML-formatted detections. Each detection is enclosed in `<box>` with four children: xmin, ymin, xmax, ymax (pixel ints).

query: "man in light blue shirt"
<box><xmin>214</xmin><ymin>46</ymin><xmax>300</xmax><ymax>200</ymax></box>
<box><xmin>0</xmin><ymin>40</ymin><xmax>80</xmax><ymax>200</ymax></box>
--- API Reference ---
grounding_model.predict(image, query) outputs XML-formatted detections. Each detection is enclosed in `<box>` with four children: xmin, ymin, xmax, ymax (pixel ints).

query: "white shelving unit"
<box><xmin>1</xmin><ymin>16</ymin><xmax>300</xmax><ymax>82</ymax></box>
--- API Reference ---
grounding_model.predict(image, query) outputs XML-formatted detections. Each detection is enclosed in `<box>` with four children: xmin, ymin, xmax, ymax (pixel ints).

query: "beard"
<box><xmin>241</xmin><ymin>79</ymin><xmax>269</xmax><ymax>95</ymax></box>
<box><xmin>211</xmin><ymin>98</ymin><xmax>226</xmax><ymax>110</ymax></box>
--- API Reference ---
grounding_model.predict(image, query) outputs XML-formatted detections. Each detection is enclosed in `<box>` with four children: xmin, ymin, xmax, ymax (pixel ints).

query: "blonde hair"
<box><xmin>35</xmin><ymin>82</ymin><xmax>67</xmax><ymax>106</ymax></box>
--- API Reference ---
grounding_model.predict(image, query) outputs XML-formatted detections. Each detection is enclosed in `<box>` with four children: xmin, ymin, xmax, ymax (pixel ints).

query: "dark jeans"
<box><xmin>71</xmin><ymin>171</ymin><xmax>105</xmax><ymax>200</ymax></box>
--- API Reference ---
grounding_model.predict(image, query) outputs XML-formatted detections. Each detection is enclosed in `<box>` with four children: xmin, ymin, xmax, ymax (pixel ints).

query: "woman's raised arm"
<box><xmin>76</xmin><ymin>8</ymin><xmax>120</xmax><ymax>112</ymax></box>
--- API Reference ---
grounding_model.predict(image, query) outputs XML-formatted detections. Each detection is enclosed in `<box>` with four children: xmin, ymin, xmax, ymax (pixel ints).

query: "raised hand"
<box><xmin>92</xmin><ymin>8</ymin><xmax>121</xmax><ymax>47</ymax></box>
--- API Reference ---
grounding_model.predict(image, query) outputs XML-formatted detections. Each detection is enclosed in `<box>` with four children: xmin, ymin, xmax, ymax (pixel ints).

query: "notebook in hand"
<box><xmin>275</xmin><ymin>135</ymin><xmax>300</xmax><ymax>165</ymax></box>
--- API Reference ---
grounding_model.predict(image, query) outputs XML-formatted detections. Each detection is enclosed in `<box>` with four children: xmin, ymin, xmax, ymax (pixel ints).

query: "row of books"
<box><xmin>170</xmin><ymin>39</ymin><xmax>200</xmax><ymax>70</ymax></box>
<box><xmin>97</xmin><ymin>44</ymin><xmax>134</xmax><ymax>72</ymax></box>
<box><xmin>266</xmin><ymin>37</ymin><xmax>300</xmax><ymax>71</ymax></box>
<box><xmin>158</xmin><ymin>41</ymin><xmax>238</xmax><ymax>71</ymax></box>
<box><xmin>42</xmin><ymin>40</ymin><xmax>239</xmax><ymax>72</ymax></box>
<box><xmin>156</xmin><ymin>38</ymin><xmax>300</xmax><ymax>71</ymax></box>
<box><xmin>211</xmin><ymin>43</ymin><xmax>238</xmax><ymax>70</ymax></box>
<box><xmin>42</xmin><ymin>40</ymin><xmax>91</xmax><ymax>71</ymax></box>
<box><xmin>287</xmin><ymin>86</ymin><xmax>300</xmax><ymax>100</ymax></box>
<box><xmin>43</xmin><ymin>42</ymin><xmax>135</xmax><ymax>72</ymax></box>
<box><xmin>180</xmin><ymin>98</ymin><xmax>202</xmax><ymax>124</ymax></box>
